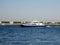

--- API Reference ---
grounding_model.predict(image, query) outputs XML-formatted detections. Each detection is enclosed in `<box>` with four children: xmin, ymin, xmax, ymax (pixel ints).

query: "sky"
<box><xmin>0</xmin><ymin>0</ymin><xmax>60</xmax><ymax>22</ymax></box>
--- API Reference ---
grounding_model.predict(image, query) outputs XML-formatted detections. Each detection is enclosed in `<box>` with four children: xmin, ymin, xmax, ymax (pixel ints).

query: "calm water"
<box><xmin>0</xmin><ymin>26</ymin><xmax>60</xmax><ymax>45</ymax></box>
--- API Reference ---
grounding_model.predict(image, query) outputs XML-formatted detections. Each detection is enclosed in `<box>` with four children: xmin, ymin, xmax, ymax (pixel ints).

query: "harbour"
<box><xmin>0</xmin><ymin>0</ymin><xmax>60</xmax><ymax>45</ymax></box>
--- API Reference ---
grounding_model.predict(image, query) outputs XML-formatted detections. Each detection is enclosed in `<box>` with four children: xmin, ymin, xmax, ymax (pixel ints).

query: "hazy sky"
<box><xmin>0</xmin><ymin>0</ymin><xmax>60</xmax><ymax>21</ymax></box>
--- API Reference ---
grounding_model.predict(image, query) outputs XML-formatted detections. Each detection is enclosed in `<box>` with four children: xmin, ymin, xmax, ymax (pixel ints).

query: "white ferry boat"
<box><xmin>21</xmin><ymin>21</ymin><xmax>46</xmax><ymax>27</ymax></box>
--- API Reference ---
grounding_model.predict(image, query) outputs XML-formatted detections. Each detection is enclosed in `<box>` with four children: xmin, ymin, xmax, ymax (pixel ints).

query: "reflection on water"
<box><xmin>0</xmin><ymin>26</ymin><xmax>60</xmax><ymax>45</ymax></box>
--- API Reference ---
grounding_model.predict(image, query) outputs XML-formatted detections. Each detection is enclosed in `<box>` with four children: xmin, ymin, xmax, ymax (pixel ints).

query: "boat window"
<box><xmin>33</xmin><ymin>22</ymin><xmax>39</xmax><ymax>23</ymax></box>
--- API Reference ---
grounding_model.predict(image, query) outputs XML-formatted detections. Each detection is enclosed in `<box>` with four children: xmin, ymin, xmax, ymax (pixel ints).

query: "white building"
<box><xmin>10</xmin><ymin>21</ymin><xmax>13</xmax><ymax>24</ymax></box>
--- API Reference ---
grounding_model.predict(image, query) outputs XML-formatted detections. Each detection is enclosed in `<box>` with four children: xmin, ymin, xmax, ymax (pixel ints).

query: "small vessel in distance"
<box><xmin>21</xmin><ymin>21</ymin><xmax>46</xmax><ymax>27</ymax></box>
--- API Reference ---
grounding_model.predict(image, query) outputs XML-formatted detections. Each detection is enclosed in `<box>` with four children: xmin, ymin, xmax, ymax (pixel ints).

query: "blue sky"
<box><xmin>0</xmin><ymin>0</ymin><xmax>60</xmax><ymax>21</ymax></box>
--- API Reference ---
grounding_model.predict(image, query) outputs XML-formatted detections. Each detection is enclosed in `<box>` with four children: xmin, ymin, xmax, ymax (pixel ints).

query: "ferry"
<box><xmin>21</xmin><ymin>21</ymin><xmax>46</xmax><ymax>27</ymax></box>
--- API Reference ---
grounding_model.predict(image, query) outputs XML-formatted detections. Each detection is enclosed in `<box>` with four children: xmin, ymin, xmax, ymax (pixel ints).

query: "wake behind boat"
<box><xmin>21</xmin><ymin>21</ymin><xmax>46</xmax><ymax>27</ymax></box>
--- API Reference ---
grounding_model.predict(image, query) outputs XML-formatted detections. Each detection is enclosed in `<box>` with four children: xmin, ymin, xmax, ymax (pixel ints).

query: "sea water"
<box><xmin>0</xmin><ymin>25</ymin><xmax>60</xmax><ymax>45</ymax></box>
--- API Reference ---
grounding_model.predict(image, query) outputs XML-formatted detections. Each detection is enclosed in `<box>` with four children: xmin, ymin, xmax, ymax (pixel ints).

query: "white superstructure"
<box><xmin>21</xmin><ymin>20</ymin><xmax>45</xmax><ymax>27</ymax></box>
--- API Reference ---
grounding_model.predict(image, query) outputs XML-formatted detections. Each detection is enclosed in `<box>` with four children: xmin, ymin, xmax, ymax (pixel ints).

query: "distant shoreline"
<box><xmin>0</xmin><ymin>21</ymin><xmax>60</xmax><ymax>26</ymax></box>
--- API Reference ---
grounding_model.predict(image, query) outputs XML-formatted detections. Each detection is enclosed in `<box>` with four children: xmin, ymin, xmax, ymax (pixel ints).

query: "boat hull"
<box><xmin>21</xmin><ymin>25</ymin><xmax>46</xmax><ymax>27</ymax></box>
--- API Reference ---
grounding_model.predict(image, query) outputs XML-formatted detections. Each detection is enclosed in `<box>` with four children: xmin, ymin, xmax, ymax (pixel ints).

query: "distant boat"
<box><xmin>21</xmin><ymin>21</ymin><xmax>46</xmax><ymax>27</ymax></box>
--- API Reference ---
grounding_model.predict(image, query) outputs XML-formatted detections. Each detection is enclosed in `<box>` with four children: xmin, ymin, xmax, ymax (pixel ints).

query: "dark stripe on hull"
<box><xmin>21</xmin><ymin>25</ymin><xmax>46</xmax><ymax>27</ymax></box>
